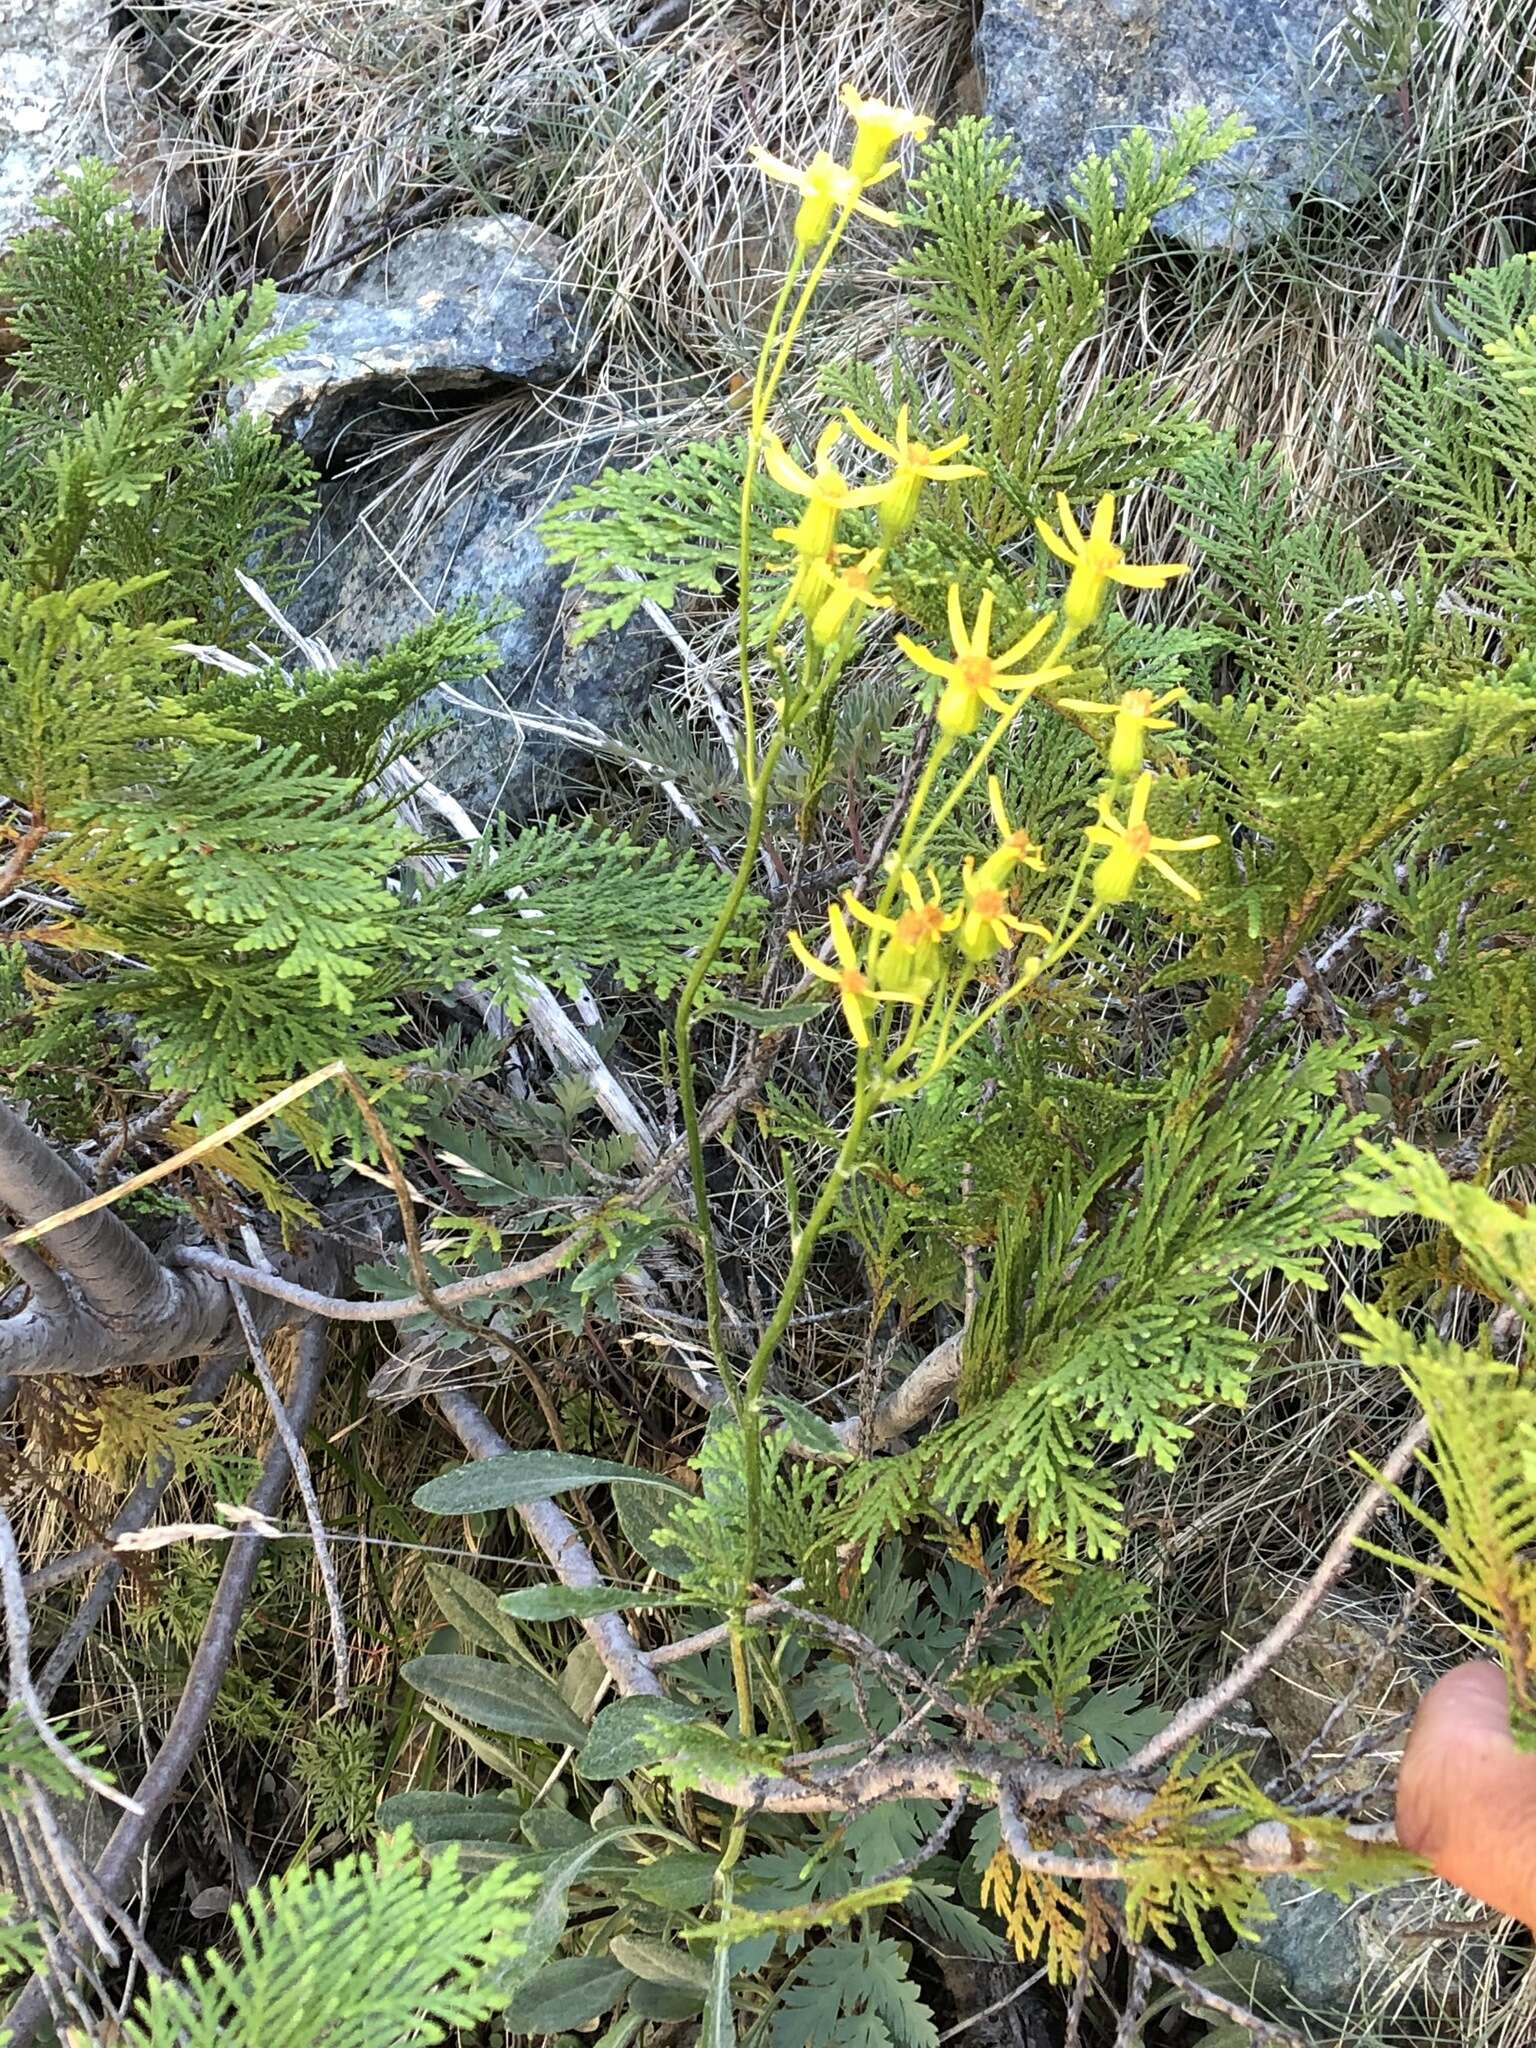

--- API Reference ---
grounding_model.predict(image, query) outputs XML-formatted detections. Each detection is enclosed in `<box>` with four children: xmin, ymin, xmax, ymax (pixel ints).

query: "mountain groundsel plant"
<box><xmin>6</xmin><ymin>82</ymin><xmax>1536</xmax><ymax>2048</ymax></box>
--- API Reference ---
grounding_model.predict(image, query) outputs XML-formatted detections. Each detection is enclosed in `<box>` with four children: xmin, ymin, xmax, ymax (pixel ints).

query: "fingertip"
<box><xmin>1398</xmin><ymin>1660</ymin><xmax>1536</xmax><ymax>1926</ymax></box>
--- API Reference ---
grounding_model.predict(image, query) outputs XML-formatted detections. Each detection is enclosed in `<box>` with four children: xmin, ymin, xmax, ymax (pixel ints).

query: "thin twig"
<box><xmin>167</xmin><ymin>1026</ymin><xmax>785</xmax><ymax>1326</ymax></box>
<box><xmin>0</xmin><ymin>1503</ymin><xmax>142</xmax><ymax>1815</ymax></box>
<box><xmin>936</xmin><ymin>1967</ymin><xmax>1047</xmax><ymax>2043</ymax></box>
<box><xmin>229</xmin><ymin>1241</ymin><xmax>350</xmax><ymax>1710</ymax></box>
<box><xmin>1130</xmin><ymin>1938</ymin><xmax>1307</xmax><ymax>2048</ymax></box>
<box><xmin>1113</xmin><ymin>1949</ymin><xmax>1154</xmax><ymax>2048</ymax></box>
<box><xmin>432</xmin><ymin>1386</ymin><xmax>664</xmax><ymax>1701</ymax></box>
<box><xmin>24</xmin><ymin>1351</ymin><xmax>245</xmax><ymax>1608</ymax></box>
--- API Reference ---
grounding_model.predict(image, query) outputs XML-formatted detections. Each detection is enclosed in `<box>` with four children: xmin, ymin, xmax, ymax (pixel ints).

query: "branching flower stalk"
<box><xmin>673</xmin><ymin>96</ymin><xmax>930</xmax><ymax>1383</ymax></box>
<box><xmin>663</xmin><ymin>94</ymin><xmax>1226</xmax><ymax>1918</ymax></box>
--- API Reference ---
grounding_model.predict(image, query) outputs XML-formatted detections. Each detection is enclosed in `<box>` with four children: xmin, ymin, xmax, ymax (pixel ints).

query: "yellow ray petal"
<box><xmin>1144</xmin><ymin>852</ymin><xmax>1203</xmax><ymax>901</ymax></box>
<box><xmin>763</xmin><ymin>434</ymin><xmax>813</xmax><ymax>497</ymax></box>
<box><xmin>1112</xmin><ymin>561</ymin><xmax>1189</xmax><ymax>591</ymax></box>
<box><xmin>787</xmin><ymin>929</ymin><xmax>841</xmax><ymax>983</ymax></box>
<box><xmin>828</xmin><ymin>902</ymin><xmax>860</xmax><ymax>972</ymax></box>
<box><xmin>1055</xmin><ymin>493</ymin><xmax>1088</xmax><ymax>554</ymax></box>
<box><xmin>895</xmin><ymin>634</ymin><xmax>953</xmax><ymax>679</ymax></box>
<box><xmin>994</xmin><ymin>613</ymin><xmax>1054</xmax><ymax>671</ymax></box>
<box><xmin>1034</xmin><ymin>517</ymin><xmax>1079</xmax><ymax>567</ymax></box>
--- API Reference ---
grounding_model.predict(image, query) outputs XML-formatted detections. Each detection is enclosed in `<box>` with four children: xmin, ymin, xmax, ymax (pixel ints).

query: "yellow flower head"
<box><xmin>764</xmin><ymin>421</ymin><xmax>896</xmax><ymax>557</ymax></box>
<box><xmin>977</xmin><ymin>773</ymin><xmax>1048</xmax><ymax>886</ymax></box>
<box><xmin>1035</xmin><ymin>493</ymin><xmax>1189</xmax><ymax>636</ymax></box>
<box><xmin>787</xmin><ymin>902</ymin><xmax>927</xmax><ymax>1046</ymax></box>
<box><xmin>896</xmin><ymin>586</ymin><xmax>1069</xmax><ymax>738</ymax></box>
<box><xmin>768</xmin><ymin>524</ymin><xmax>845</xmax><ymax>623</ymax></box>
<box><xmin>751</xmin><ymin>145</ymin><xmax>901</xmax><ymax>250</ymax></box>
<box><xmin>845</xmin><ymin>864</ymin><xmax>958</xmax><ymax>986</ymax></box>
<box><xmin>843</xmin><ymin>402</ymin><xmax>985</xmax><ymax>538</ymax></box>
<box><xmin>1083</xmin><ymin>769</ymin><xmax>1219</xmax><ymax>905</ymax></box>
<box><xmin>1055</xmin><ymin>684</ymin><xmax>1187</xmax><ymax>781</ymax></box>
<box><xmin>959</xmin><ymin>856</ymin><xmax>1052</xmax><ymax>964</ymax></box>
<box><xmin>811</xmin><ymin>548</ymin><xmax>893</xmax><ymax>646</ymax></box>
<box><xmin>839</xmin><ymin>83</ymin><xmax>933</xmax><ymax>180</ymax></box>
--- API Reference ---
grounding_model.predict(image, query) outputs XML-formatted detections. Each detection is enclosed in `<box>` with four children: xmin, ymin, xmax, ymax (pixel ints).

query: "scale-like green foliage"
<box><xmin>0</xmin><ymin>163</ymin><xmax>313</xmax><ymax>636</ymax></box>
<box><xmin>1380</xmin><ymin>255</ymin><xmax>1536</xmax><ymax>630</ymax></box>
<box><xmin>113</xmin><ymin>1833</ymin><xmax>533</xmax><ymax>2048</ymax></box>
<box><xmin>1349</xmin><ymin>1143</ymin><xmax>1536</xmax><ymax>1742</ymax></box>
<box><xmin>842</xmin><ymin>1045</ymin><xmax>1371</xmax><ymax>1557</ymax></box>
<box><xmin>0</xmin><ymin>169</ymin><xmax>732</xmax><ymax>1113</ymax></box>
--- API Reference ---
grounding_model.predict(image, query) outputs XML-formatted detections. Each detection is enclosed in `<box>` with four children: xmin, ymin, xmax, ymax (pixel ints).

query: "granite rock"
<box><xmin>1226</xmin><ymin>1572</ymin><xmax>1486</xmax><ymax>2021</ymax></box>
<box><xmin>293</xmin><ymin>431</ymin><xmax>661</xmax><ymax>818</ymax></box>
<box><xmin>977</xmin><ymin>0</ymin><xmax>1393</xmax><ymax>248</ymax></box>
<box><xmin>236</xmin><ymin>216</ymin><xmax>591</xmax><ymax>451</ymax></box>
<box><xmin>1</xmin><ymin>0</ymin><xmax>158</xmax><ymax>248</ymax></box>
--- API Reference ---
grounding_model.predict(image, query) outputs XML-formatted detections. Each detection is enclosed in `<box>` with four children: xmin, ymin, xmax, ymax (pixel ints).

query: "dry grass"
<box><xmin>144</xmin><ymin>0</ymin><xmax>970</xmax><ymax>364</ymax></box>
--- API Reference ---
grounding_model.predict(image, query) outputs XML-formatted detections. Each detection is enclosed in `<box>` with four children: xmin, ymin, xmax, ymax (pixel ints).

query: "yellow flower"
<box><xmin>769</xmin><ymin>524</ymin><xmax>846</xmax><ymax>622</ymax></box>
<box><xmin>896</xmin><ymin>586</ymin><xmax>1068</xmax><ymax>738</ymax></box>
<box><xmin>1084</xmin><ymin>770</ymin><xmax>1219</xmax><ymax>905</ymax></box>
<box><xmin>1035</xmin><ymin>493</ymin><xmax>1189</xmax><ymax>636</ymax></box>
<box><xmin>787</xmin><ymin>902</ymin><xmax>927</xmax><ymax>1046</ymax></box>
<box><xmin>839</xmin><ymin>83</ymin><xmax>933</xmax><ymax>180</ymax></box>
<box><xmin>764</xmin><ymin>422</ymin><xmax>896</xmax><ymax>557</ymax></box>
<box><xmin>958</xmin><ymin>856</ymin><xmax>1052</xmax><ymax>963</ymax></box>
<box><xmin>843</xmin><ymin>402</ymin><xmax>985</xmax><ymax>538</ymax></box>
<box><xmin>977</xmin><ymin>774</ymin><xmax>1048</xmax><ymax>885</ymax></box>
<box><xmin>751</xmin><ymin>146</ymin><xmax>901</xmax><ymax>250</ymax></box>
<box><xmin>1055</xmin><ymin>684</ymin><xmax>1187</xmax><ymax>780</ymax></box>
<box><xmin>811</xmin><ymin>549</ymin><xmax>893</xmax><ymax>646</ymax></box>
<box><xmin>844</xmin><ymin>865</ymin><xmax>958</xmax><ymax>985</ymax></box>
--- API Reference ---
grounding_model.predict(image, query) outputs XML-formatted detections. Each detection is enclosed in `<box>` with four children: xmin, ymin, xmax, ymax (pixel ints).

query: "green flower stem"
<box><xmin>736</xmin><ymin>1057</ymin><xmax>877</xmax><ymax>1658</ymax></box>
<box><xmin>875</xmin><ymin>734</ymin><xmax>953</xmax><ymax>917</ymax></box>
<box><xmin>910</xmin><ymin>694</ymin><xmax>1029</xmax><ymax>864</ymax></box>
<box><xmin>737</xmin><ymin>255</ymin><xmax>805</xmax><ymax>777</ymax></box>
<box><xmin>1051</xmin><ymin>840</ymin><xmax>1095</xmax><ymax>947</ymax></box>
<box><xmin>736</xmin><ymin>206</ymin><xmax>858</xmax><ymax>790</ymax></box>
<box><xmin>908</xmin><ymin>627</ymin><xmax>1072</xmax><ymax>866</ymax></box>
<box><xmin>674</xmin><ymin>726</ymin><xmax>787</xmax><ymax>1381</ymax></box>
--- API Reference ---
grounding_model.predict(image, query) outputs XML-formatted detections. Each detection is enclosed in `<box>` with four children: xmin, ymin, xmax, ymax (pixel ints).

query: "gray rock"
<box><xmin>0</xmin><ymin>0</ymin><xmax>158</xmax><ymax>248</ymax></box>
<box><xmin>293</xmin><ymin>430</ymin><xmax>662</xmax><ymax>817</ymax></box>
<box><xmin>976</xmin><ymin>0</ymin><xmax>1393</xmax><ymax>248</ymax></box>
<box><xmin>1259</xmin><ymin>1873</ymin><xmax>1367</xmax><ymax>2012</ymax></box>
<box><xmin>236</xmin><ymin>217</ymin><xmax>591</xmax><ymax>450</ymax></box>
<box><xmin>1224</xmin><ymin>1572</ymin><xmax>1486</xmax><ymax>2023</ymax></box>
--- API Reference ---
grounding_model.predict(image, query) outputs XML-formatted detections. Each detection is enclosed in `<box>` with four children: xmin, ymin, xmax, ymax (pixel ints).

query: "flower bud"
<box><xmin>1091</xmin><ymin>838</ymin><xmax>1140</xmax><ymax>904</ymax></box>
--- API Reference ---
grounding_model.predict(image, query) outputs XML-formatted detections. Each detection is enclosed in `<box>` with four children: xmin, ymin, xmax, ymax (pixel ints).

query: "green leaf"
<box><xmin>519</xmin><ymin>1808</ymin><xmax>590</xmax><ymax>1851</ymax></box>
<box><xmin>503</xmin><ymin>1956</ymin><xmax>633</xmax><ymax>2034</ymax></box>
<box><xmin>770</xmin><ymin>1935</ymin><xmax>938</xmax><ymax>2048</ymax></box>
<box><xmin>415</xmin><ymin>1451</ymin><xmax>684</xmax><ymax>1514</ymax></box>
<box><xmin>769</xmin><ymin>1394</ymin><xmax>852</xmax><ymax>1460</ymax></box>
<box><xmin>424</xmin><ymin>1561</ymin><xmax>526</xmax><ymax>1655</ymax></box>
<box><xmin>609</xmin><ymin>1935</ymin><xmax>714</xmax><ymax>1992</ymax></box>
<box><xmin>614</xmin><ymin>1479</ymin><xmax>695</xmax><ymax>1578</ymax></box>
<box><xmin>495</xmin><ymin>1830</ymin><xmax>646</xmax><ymax>1993</ymax></box>
<box><xmin>375</xmin><ymin>1790</ymin><xmax>522</xmax><ymax>1845</ymax></box>
<box><xmin>579</xmin><ymin>1697</ymin><xmax>707</xmax><ymax>1780</ymax></box>
<box><xmin>630</xmin><ymin>1980</ymin><xmax>707</xmax><ymax>2020</ymax></box>
<box><xmin>402</xmin><ymin>1654</ymin><xmax>589</xmax><ymax>1748</ymax></box>
<box><xmin>698</xmin><ymin>993</ymin><xmax>827</xmax><ymax>1030</ymax></box>
<box><xmin>499</xmin><ymin>1584</ymin><xmax>682</xmax><ymax>1622</ymax></box>
<box><xmin>626</xmin><ymin>1851</ymin><xmax>720</xmax><ymax>1912</ymax></box>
